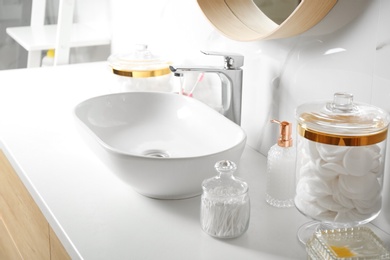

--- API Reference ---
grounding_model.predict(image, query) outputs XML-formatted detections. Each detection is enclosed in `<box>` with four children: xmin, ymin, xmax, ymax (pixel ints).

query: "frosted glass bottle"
<box><xmin>265</xmin><ymin>120</ymin><xmax>296</xmax><ymax>208</ymax></box>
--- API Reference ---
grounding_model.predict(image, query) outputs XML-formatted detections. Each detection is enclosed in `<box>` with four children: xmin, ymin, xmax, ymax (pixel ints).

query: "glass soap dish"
<box><xmin>306</xmin><ymin>226</ymin><xmax>390</xmax><ymax>259</ymax></box>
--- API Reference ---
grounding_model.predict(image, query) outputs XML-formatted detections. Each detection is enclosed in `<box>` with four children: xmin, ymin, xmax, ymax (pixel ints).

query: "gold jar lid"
<box><xmin>108</xmin><ymin>44</ymin><xmax>171</xmax><ymax>78</ymax></box>
<box><xmin>296</xmin><ymin>93</ymin><xmax>389</xmax><ymax>146</ymax></box>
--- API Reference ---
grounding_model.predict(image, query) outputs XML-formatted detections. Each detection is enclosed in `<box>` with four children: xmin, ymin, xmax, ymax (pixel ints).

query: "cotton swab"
<box><xmin>187</xmin><ymin>73</ymin><xmax>204</xmax><ymax>97</ymax></box>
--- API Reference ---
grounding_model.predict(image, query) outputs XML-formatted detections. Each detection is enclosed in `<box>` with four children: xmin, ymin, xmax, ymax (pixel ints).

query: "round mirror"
<box><xmin>197</xmin><ymin>0</ymin><xmax>337</xmax><ymax>41</ymax></box>
<box><xmin>253</xmin><ymin>0</ymin><xmax>300</xmax><ymax>25</ymax></box>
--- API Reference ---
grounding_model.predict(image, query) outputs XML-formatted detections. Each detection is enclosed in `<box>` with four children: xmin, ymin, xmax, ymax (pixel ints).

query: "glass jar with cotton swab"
<box><xmin>200</xmin><ymin>160</ymin><xmax>250</xmax><ymax>238</ymax></box>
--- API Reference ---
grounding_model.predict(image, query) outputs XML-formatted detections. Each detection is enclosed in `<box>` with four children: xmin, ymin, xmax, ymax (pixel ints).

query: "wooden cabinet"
<box><xmin>0</xmin><ymin>150</ymin><xmax>71</xmax><ymax>260</ymax></box>
<box><xmin>0</xmin><ymin>216</ymin><xmax>22</xmax><ymax>259</ymax></box>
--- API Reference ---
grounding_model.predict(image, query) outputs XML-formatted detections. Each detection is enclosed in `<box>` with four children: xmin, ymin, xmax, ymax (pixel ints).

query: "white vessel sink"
<box><xmin>74</xmin><ymin>92</ymin><xmax>246</xmax><ymax>199</ymax></box>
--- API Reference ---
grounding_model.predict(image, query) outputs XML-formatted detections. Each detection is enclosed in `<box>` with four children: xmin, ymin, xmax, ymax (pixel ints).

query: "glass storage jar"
<box><xmin>200</xmin><ymin>160</ymin><xmax>250</xmax><ymax>238</ymax></box>
<box><xmin>295</xmin><ymin>93</ymin><xmax>389</xmax><ymax>235</ymax></box>
<box><xmin>107</xmin><ymin>44</ymin><xmax>173</xmax><ymax>92</ymax></box>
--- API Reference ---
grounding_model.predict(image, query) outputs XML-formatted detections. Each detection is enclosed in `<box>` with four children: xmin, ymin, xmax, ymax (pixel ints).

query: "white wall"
<box><xmin>107</xmin><ymin>0</ymin><xmax>390</xmax><ymax>232</ymax></box>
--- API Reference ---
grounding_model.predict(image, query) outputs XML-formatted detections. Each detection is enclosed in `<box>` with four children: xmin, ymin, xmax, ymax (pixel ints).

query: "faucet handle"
<box><xmin>201</xmin><ymin>50</ymin><xmax>244</xmax><ymax>69</ymax></box>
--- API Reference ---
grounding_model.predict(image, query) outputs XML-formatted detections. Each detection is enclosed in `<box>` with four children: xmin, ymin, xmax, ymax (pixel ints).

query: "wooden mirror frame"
<box><xmin>197</xmin><ymin>0</ymin><xmax>338</xmax><ymax>41</ymax></box>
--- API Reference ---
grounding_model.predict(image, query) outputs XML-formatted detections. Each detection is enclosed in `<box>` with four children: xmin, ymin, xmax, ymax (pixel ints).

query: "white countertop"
<box><xmin>0</xmin><ymin>62</ymin><xmax>310</xmax><ymax>259</ymax></box>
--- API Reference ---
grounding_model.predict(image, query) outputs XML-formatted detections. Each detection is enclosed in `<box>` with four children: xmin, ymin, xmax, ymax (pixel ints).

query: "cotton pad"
<box><xmin>317</xmin><ymin>143</ymin><xmax>349</xmax><ymax>163</ymax></box>
<box><xmin>338</xmin><ymin>174</ymin><xmax>381</xmax><ymax>201</ymax></box>
<box><xmin>343</xmin><ymin>147</ymin><xmax>377</xmax><ymax>176</ymax></box>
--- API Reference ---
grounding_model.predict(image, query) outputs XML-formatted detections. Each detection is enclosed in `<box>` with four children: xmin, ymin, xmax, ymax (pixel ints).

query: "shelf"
<box><xmin>6</xmin><ymin>24</ymin><xmax>110</xmax><ymax>51</ymax></box>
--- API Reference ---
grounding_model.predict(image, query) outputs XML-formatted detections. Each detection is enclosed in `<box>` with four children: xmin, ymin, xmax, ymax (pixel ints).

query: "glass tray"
<box><xmin>306</xmin><ymin>226</ymin><xmax>390</xmax><ymax>259</ymax></box>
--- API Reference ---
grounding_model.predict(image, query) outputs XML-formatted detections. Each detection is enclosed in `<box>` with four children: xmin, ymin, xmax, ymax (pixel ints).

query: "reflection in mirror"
<box><xmin>253</xmin><ymin>0</ymin><xmax>301</xmax><ymax>24</ymax></box>
<box><xmin>197</xmin><ymin>0</ymin><xmax>337</xmax><ymax>41</ymax></box>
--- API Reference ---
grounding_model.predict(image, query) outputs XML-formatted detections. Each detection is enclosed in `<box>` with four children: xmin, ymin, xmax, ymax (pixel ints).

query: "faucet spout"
<box><xmin>169</xmin><ymin>51</ymin><xmax>244</xmax><ymax>125</ymax></box>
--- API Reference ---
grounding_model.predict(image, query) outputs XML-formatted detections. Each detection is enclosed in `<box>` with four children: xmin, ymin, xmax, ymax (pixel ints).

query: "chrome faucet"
<box><xmin>169</xmin><ymin>51</ymin><xmax>244</xmax><ymax>125</ymax></box>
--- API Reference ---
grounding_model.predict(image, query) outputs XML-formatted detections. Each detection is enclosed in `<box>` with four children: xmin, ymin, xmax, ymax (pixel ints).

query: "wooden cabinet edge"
<box><xmin>50</xmin><ymin>226</ymin><xmax>71</xmax><ymax>260</ymax></box>
<box><xmin>0</xmin><ymin>149</ymin><xmax>71</xmax><ymax>259</ymax></box>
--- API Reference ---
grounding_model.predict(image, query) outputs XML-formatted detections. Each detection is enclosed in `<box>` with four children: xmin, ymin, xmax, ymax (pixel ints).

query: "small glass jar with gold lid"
<box><xmin>295</xmin><ymin>93</ymin><xmax>389</xmax><ymax>237</ymax></box>
<box><xmin>107</xmin><ymin>44</ymin><xmax>173</xmax><ymax>92</ymax></box>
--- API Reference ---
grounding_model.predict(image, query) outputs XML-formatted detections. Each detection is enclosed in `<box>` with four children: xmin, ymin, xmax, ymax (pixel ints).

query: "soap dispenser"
<box><xmin>265</xmin><ymin>119</ymin><xmax>296</xmax><ymax>208</ymax></box>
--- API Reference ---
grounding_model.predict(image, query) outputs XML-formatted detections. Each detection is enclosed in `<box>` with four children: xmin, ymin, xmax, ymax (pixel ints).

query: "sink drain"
<box><xmin>142</xmin><ymin>150</ymin><xmax>170</xmax><ymax>158</ymax></box>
